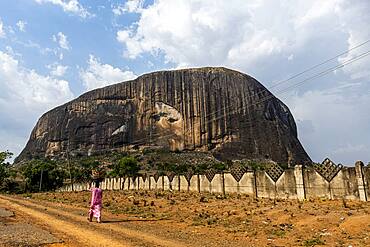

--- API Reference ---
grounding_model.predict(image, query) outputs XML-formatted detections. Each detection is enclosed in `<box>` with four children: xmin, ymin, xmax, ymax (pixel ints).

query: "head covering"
<box><xmin>93</xmin><ymin>179</ymin><xmax>101</xmax><ymax>188</ymax></box>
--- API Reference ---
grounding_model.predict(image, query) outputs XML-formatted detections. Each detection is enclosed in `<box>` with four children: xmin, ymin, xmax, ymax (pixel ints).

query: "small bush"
<box><xmin>110</xmin><ymin>156</ymin><xmax>140</xmax><ymax>178</ymax></box>
<box><xmin>303</xmin><ymin>237</ymin><xmax>325</xmax><ymax>246</ymax></box>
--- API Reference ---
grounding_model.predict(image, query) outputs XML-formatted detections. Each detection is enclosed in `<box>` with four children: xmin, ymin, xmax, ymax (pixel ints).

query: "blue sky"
<box><xmin>0</xmin><ymin>0</ymin><xmax>369</xmax><ymax>165</ymax></box>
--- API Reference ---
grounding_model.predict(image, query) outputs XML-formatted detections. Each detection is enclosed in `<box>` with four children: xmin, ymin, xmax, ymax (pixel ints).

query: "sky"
<box><xmin>0</xmin><ymin>0</ymin><xmax>369</xmax><ymax>165</ymax></box>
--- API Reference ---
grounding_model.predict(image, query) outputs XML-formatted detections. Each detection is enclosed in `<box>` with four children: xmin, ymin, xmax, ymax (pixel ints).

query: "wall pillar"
<box><xmin>221</xmin><ymin>173</ymin><xmax>226</xmax><ymax>196</ymax></box>
<box><xmin>294</xmin><ymin>165</ymin><xmax>306</xmax><ymax>201</ymax></box>
<box><xmin>355</xmin><ymin>161</ymin><xmax>368</xmax><ymax>202</ymax></box>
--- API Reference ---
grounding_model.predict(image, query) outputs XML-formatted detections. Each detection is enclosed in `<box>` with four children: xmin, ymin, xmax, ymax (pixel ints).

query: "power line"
<box><xmin>94</xmin><ymin>48</ymin><xmax>370</xmax><ymax>156</ymax></box>
<box><xmin>196</xmin><ymin>38</ymin><xmax>370</xmax><ymax>122</ymax></box>
<box><xmin>275</xmin><ymin>50</ymin><xmax>370</xmax><ymax>96</ymax></box>
<box><xmin>120</xmin><ymin>48</ymin><xmax>370</xmax><ymax>149</ymax></box>
<box><xmin>268</xmin><ymin>38</ymin><xmax>370</xmax><ymax>89</ymax></box>
<box><xmin>64</xmin><ymin>43</ymin><xmax>370</xmax><ymax>158</ymax></box>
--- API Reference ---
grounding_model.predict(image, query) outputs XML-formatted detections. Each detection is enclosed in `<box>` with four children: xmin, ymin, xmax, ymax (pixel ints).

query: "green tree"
<box><xmin>175</xmin><ymin>163</ymin><xmax>189</xmax><ymax>175</ymax></box>
<box><xmin>22</xmin><ymin>159</ymin><xmax>66</xmax><ymax>192</ymax></box>
<box><xmin>193</xmin><ymin>162</ymin><xmax>209</xmax><ymax>174</ymax></box>
<box><xmin>211</xmin><ymin>161</ymin><xmax>226</xmax><ymax>172</ymax></box>
<box><xmin>248</xmin><ymin>161</ymin><xmax>267</xmax><ymax>171</ymax></box>
<box><xmin>110</xmin><ymin>156</ymin><xmax>140</xmax><ymax>177</ymax></box>
<box><xmin>71</xmin><ymin>158</ymin><xmax>100</xmax><ymax>182</ymax></box>
<box><xmin>0</xmin><ymin>151</ymin><xmax>13</xmax><ymax>184</ymax></box>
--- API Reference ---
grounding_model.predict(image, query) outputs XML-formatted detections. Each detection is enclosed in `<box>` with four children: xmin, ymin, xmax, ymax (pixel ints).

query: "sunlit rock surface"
<box><xmin>16</xmin><ymin>67</ymin><xmax>311</xmax><ymax>164</ymax></box>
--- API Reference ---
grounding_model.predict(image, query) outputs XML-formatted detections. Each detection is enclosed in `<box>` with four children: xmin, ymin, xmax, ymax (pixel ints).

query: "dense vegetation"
<box><xmin>0</xmin><ymin>148</ymin><xmax>277</xmax><ymax>194</ymax></box>
<box><xmin>21</xmin><ymin>159</ymin><xmax>66</xmax><ymax>192</ymax></box>
<box><xmin>0</xmin><ymin>151</ymin><xmax>18</xmax><ymax>192</ymax></box>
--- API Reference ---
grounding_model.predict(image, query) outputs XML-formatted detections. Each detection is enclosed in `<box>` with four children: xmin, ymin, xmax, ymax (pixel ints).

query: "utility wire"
<box><xmin>66</xmin><ymin>43</ymin><xmax>370</xmax><ymax>156</ymax></box>
<box><xmin>197</xmin><ymin>38</ymin><xmax>370</xmax><ymax>122</ymax></box>
<box><xmin>268</xmin><ymin>38</ymin><xmax>370</xmax><ymax>89</ymax></box>
<box><xmin>120</xmin><ymin>48</ymin><xmax>370</xmax><ymax>149</ymax></box>
<box><xmin>98</xmin><ymin>47</ymin><xmax>370</xmax><ymax>156</ymax></box>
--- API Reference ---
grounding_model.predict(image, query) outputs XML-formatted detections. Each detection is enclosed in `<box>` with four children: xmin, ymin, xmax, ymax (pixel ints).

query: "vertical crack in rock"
<box><xmin>16</xmin><ymin>67</ymin><xmax>311</xmax><ymax>165</ymax></box>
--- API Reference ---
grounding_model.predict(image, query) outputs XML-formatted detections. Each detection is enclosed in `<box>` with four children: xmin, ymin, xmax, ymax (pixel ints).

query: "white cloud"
<box><xmin>34</xmin><ymin>0</ymin><xmax>93</xmax><ymax>18</ymax></box>
<box><xmin>115</xmin><ymin>0</ymin><xmax>370</xmax><ymax>164</ymax></box>
<box><xmin>117</xmin><ymin>0</ymin><xmax>299</xmax><ymax>66</ymax></box>
<box><xmin>112</xmin><ymin>0</ymin><xmax>144</xmax><ymax>16</ymax></box>
<box><xmin>0</xmin><ymin>49</ymin><xmax>74</xmax><ymax>159</ymax></box>
<box><xmin>53</xmin><ymin>32</ymin><xmax>70</xmax><ymax>50</ymax></box>
<box><xmin>337</xmin><ymin>1</ymin><xmax>370</xmax><ymax>80</ymax></box>
<box><xmin>16</xmin><ymin>20</ymin><xmax>26</xmax><ymax>32</ymax></box>
<box><xmin>0</xmin><ymin>19</ymin><xmax>5</xmax><ymax>38</ymax></box>
<box><xmin>80</xmin><ymin>55</ymin><xmax>137</xmax><ymax>91</ymax></box>
<box><xmin>0</xmin><ymin>50</ymin><xmax>73</xmax><ymax>107</ymax></box>
<box><xmin>116</xmin><ymin>0</ymin><xmax>370</xmax><ymax>75</ymax></box>
<box><xmin>47</xmin><ymin>63</ymin><xmax>68</xmax><ymax>77</ymax></box>
<box><xmin>112</xmin><ymin>4</ymin><xmax>126</xmax><ymax>16</ymax></box>
<box><xmin>285</xmin><ymin>87</ymin><xmax>370</xmax><ymax>165</ymax></box>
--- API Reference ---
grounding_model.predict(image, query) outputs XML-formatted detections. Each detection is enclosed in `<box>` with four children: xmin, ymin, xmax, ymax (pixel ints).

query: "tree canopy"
<box><xmin>0</xmin><ymin>151</ymin><xmax>13</xmax><ymax>186</ymax></box>
<box><xmin>21</xmin><ymin>159</ymin><xmax>66</xmax><ymax>192</ymax></box>
<box><xmin>110</xmin><ymin>156</ymin><xmax>140</xmax><ymax>177</ymax></box>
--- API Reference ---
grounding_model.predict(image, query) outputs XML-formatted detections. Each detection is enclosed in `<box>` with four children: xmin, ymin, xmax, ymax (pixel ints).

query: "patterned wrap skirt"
<box><xmin>89</xmin><ymin>204</ymin><xmax>102</xmax><ymax>218</ymax></box>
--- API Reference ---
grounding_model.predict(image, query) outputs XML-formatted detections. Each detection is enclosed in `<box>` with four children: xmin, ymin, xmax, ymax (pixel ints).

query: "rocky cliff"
<box><xmin>16</xmin><ymin>67</ymin><xmax>311</xmax><ymax>165</ymax></box>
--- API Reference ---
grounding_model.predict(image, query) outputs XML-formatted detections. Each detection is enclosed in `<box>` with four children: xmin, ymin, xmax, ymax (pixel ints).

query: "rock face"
<box><xmin>16</xmin><ymin>67</ymin><xmax>311</xmax><ymax>165</ymax></box>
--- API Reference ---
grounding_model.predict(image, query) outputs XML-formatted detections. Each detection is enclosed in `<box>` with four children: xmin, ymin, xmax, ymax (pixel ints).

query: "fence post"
<box><xmin>253</xmin><ymin>170</ymin><xmax>258</xmax><ymax>199</ymax></box>
<box><xmin>221</xmin><ymin>172</ymin><xmax>226</xmax><ymax>196</ymax></box>
<box><xmin>355</xmin><ymin>161</ymin><xmax>368</xmax><ymax>202</ymax></box>
<box><xmin>294</xmin><ymin>165</ymin><xmax>306</xmax><ymax>201</ymax></box>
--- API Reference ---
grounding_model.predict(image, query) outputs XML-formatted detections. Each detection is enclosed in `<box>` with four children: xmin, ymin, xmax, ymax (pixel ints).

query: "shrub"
<box><xmin>0</xmin><ymin>151</ymin><xmax>14</xmax><ymax>191</ymax></box>
<box><xmin>110</xmin><ymin>156</ymin><xmax>140</xmax><ymax>177</ymax></box>
<box><xmin>22</xmin><ymin>159</ymin><xmax>66</xmax><ymax>192</ymax></box>
<box><xmin>71</xmin><ymin>157</ymin><xmax>100</xmax><ymax>182</ymax></box>
<box><xmin>303</xmin><ymin>237</ymin><xmax>325</xmax><ymax>246</ymax></box>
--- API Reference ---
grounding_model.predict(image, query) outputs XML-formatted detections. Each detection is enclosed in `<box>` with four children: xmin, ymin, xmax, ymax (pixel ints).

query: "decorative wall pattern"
<box><xmin>59</xmin><ymin>160</ymin><xmax>369</xmax><ymax>202</ymax></box>
<box><xmin>313</xmin><ymin>158</ymin><xmax>343</xmax><ymax>182</ymax></box>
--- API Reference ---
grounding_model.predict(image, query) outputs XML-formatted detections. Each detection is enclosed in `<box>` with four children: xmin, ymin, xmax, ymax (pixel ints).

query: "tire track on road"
<box><xmin>0</xmin><ymin>196</ymin><xmax>130</xmax><ymax>247</ymax></box>
<box><xmin>0</xmin><ymin>195</ymin><xmax>189</xmax><ymax>247</ymax></box>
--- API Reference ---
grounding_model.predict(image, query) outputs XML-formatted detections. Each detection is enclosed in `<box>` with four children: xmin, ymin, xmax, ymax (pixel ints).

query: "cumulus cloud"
<box><xmin>116</xmin><ymin>0</ymin><xmax>296</xmax><ymax>66</ymax></box>
<box><xmin>34</xmin><ymin>0</ymin><xmax>93</xmax><ymax>18</ymax></box>
<box><xmin>116</xmin><ymin>0</ymin><xmax>370</xmax><ymax>74</ymax></box>
<box><xmin>337</xmin><ymin>1</ymin><xmax>370</xmax><ymax>80</ymax></box>
<box><xmin>80</xmin><ymin>55</ymin><xmax>137</xmax><ymax>91</ymax></box>
<box><xmin>16</xmin><ymin>20</ymin><xmax>26</xmax><ymax>32</ymax></box>
<box><xmin>112</xmin><ymin>0</ymin><xmax>144</xmax><ymax>16</ymax></box>
<box><xmin>115</xmin><ymin>0</ymin><xmax>370</xmax><ymax>164</ymax></box>
<box><xmin>53</xmin><ymin>32</ymin><xmax>70</xmax><ymax>50</ymax></box>
<box><xmin>285</xmin><ymin>85</ymin><xmax>370</xmax><ymax>164</ymax></box>
<box><xmin>47</xmin><ymin>63</ymin><xmax>68</xmax><ymax>77</ymax></box>
<box><xmin>0</xmin><ymin>50</ymin><xmax>73</xmax><ymax>108</ymax></box>
<box><xmin>0</xmin><ymin>49</ymin><xmax>74</xmax><ymax>158</ymax></box>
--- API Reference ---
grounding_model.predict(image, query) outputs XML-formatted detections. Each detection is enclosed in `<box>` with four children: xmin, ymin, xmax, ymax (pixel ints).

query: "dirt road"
<box><xmin>0</xmin><ymin>195</ymin><xmax>191</xmax><ymax>247</ymax></box>
<box><xmin>1</xmin><ymin>191</ymin><xmax>369</xmax><ymax>247</ymax></box>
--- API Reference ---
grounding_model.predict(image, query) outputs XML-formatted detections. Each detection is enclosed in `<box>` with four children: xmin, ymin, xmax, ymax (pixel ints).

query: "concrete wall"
<box><xmin>362</xmin><ymin>166</ymin><xmax>370</xmax><ymax>200</ymax></box>
<box><xmin>58</xmin><ymin>163</ymin><xmax>369</xmax><ymax>202</ymax></box>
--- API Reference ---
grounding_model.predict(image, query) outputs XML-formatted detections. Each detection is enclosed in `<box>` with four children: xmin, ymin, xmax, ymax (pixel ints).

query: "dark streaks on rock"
<box><xmin>16</xmin><ymin>67</ymin><xmax>311</xmax><ymax>165</ymax></box>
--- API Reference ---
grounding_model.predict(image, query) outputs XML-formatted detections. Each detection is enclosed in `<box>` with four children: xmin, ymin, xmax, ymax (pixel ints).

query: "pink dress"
<box><xmin>89</xmin><ymin>188</ymin><xmax>102</xmax><ymax>218</ymax></box>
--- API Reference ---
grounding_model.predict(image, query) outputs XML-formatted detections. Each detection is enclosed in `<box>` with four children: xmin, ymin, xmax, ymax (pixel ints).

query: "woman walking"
<box><xmin>88</xmin><ymin>180</ymin><xmax>103</xmax><ymax>223</ymax></box>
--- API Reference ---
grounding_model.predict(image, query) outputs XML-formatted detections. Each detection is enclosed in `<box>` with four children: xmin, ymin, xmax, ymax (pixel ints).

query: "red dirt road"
<box><xmin>1</xmin><ymin>191</ymin><xmax>369</xmax><ymax>247</ymax></box>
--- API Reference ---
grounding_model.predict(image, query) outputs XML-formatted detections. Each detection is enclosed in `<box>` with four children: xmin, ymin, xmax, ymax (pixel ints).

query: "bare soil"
<box><xmin>0</xmin><ymin>206</ymin><xmax>61</xmax><ymax>247</ymax></box>
<box><xmin>1</xmin><ymin>190</ymin><xmax>369</xmax><ymax>247</ymax></box>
